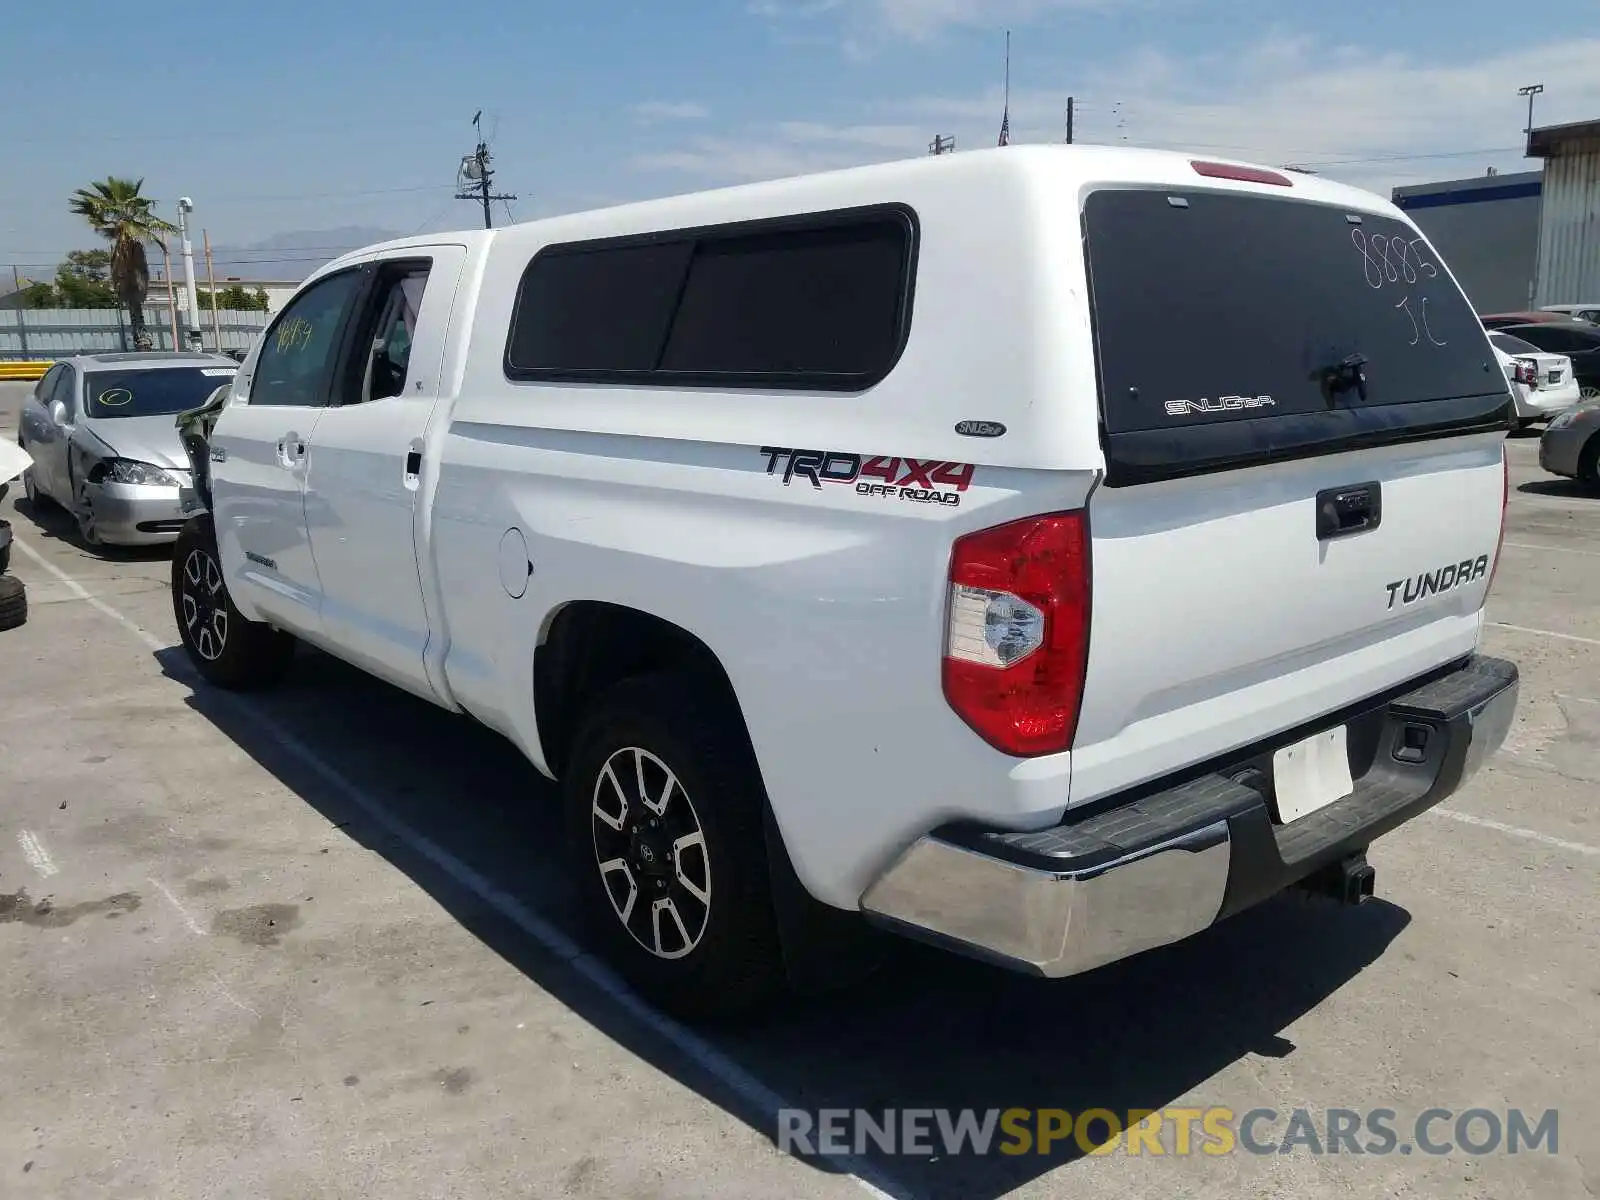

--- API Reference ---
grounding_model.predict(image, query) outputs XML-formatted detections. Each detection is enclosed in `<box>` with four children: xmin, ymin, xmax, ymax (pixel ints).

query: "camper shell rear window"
<box><xmin>1082</xmin><ymin>187</ymin><xmax>1511</xmax><ymax>485</ymax></box>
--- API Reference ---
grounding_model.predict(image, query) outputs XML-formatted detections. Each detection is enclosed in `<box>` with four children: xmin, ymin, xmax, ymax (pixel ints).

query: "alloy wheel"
<box><xmin>73</xmin><ymin>480</ymin><xmax>100</xmax><ymax>546</ymax></box>
<box><xmin>179</xmin><ymin>548</ymin><xmax>229</xmax><ymax>661</ymax></box>
<box><xmin>590</xmin><ymin>746</ymin><xmax>712</xmax><ymax>960</ymax></box>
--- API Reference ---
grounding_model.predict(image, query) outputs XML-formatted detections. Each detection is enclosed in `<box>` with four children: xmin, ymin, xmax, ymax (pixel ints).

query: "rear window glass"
<box><xmin>82</xmin><ymin>366</ymin><xmax>236</xmax><ymax>419</ymax></box>
<box><xmin>1083</xmin><ymin>189</ymin><xmax>1505</xmax><ymax>435</ymax></box>
<box><xmin>1489</xmin><ymin>332</ymin><xmax>1539</xmax><ymax>356</ymax></box>
<box><xmin>504</xmin><ymin>209</ymin><xmax>915</xmax><ymax>389</ymax></box>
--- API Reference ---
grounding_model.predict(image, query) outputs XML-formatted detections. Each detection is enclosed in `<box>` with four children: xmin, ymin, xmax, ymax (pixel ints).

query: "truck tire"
<box><xmin>563</xmin><ymin>671</ymin><xmax>786</xmax><ymax>1021</ymax></box>
<box><xmin>0</xmin><ymin>575</ymin><xmax>26</xmax><ymax>631</ymax></box>
<box><xmin>170</xmin><ymin>516</ymin><xmax>295</xmax><ymax>690</ymax></box>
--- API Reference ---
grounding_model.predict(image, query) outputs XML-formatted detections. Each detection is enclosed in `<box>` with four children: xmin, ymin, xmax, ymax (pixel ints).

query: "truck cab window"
<box><xmin>250</xmin><ymin>270</ymin><xmax>364</xmax><ymax>408</ymax></box>
<box><xmin>360</xmin><ymin>268</ymin><xmax>431</xmax><ymax>403</ymax></box>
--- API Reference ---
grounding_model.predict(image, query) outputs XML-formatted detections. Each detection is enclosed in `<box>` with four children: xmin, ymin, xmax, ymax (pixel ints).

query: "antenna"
<box><xmin>455</xmin><ymin>110</ymin><xmax>518</xmax><ymax>230</ymax></box>
<box><xmin>997</xmin><ymin>30</ymin><xmax>1011</xmax><ymax>146</ymax></box>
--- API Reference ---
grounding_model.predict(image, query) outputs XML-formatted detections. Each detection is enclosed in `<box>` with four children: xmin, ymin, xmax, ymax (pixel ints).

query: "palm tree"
<box><xmin>68</xmin><ymin>178</ymin><xmax>177</xmax><ymax>349</ymax></box>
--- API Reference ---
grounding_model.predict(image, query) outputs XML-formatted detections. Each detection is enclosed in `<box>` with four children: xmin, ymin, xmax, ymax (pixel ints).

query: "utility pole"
<box><xmin>929</xmin><ymin>134</ymin><xmax>955</xmax><ymax>155</ymax></box>
<box><xmin>455</xmin><ymin>110</ymin><xmax>518</xmax><ymax>230</ymax></box>
<box><xmin>158</xmin><ymin>240</ymin><xmax>178</xmax><ymax>351</ymax></box>
<box><xmin>203</xmin><ymin>229</ymin><xmax>220</xmax><ymax>352</ymax></box>
<box><xmin>176</xmin><ymin>197</ymin><xmax>203</xmax><ymax>351</ymax></box>
<box><xmin>1065</xmin><ymin>96</ymin><xmax>1074</xmax><ymax>144</ymax></box>
<box><xmin>1518</xmin><ymin>83</ymin><xmax>1545</xmax><ymax>138</ymax></box>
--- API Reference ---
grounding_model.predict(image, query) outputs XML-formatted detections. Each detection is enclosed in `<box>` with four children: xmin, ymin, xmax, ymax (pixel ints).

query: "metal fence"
<box><xmin>0</xmin><ymin>307</ymin><xmax>270</xmax><ymax>359</ymax></box>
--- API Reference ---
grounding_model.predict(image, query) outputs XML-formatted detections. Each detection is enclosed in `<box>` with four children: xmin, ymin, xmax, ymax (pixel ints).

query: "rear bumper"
<box><xmin>860</xmin><ymin>654</ymin><xmax>1518</xmax><ymax>978</ymax></box>
<box><xmin>1515</xmin><ymin>383</ymin><xmax>1579</xmax><ymax>420</ymax></box>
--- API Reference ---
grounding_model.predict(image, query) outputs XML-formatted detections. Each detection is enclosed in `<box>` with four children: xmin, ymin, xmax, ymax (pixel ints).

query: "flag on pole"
<box><xmin>998</xmin><ymin>109</ymin><xmax>1010</xmax><ymax>147</ymax></box>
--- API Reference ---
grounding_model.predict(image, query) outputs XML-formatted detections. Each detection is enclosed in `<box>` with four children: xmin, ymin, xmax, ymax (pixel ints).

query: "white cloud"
<box><xmin>629</xmin><ymin>100</ymin><xmax>711</xmax><ymax>125</ymax></box>
<box><xmin>637</xmin><ymin>34</ymin><xmax>1600</xmax><ymax>197</ymax></box>
<box><xmin>752</xmin><ymin>0</ymin><xmax>1131</xmax><ymax>43</ymax></box>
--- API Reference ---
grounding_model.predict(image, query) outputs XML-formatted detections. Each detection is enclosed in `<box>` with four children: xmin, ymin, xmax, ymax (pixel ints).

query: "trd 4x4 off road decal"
<box><xmin>759</xmin><ymin>447</ymin><xmax>975</xmax><ymax>508</ymax></box>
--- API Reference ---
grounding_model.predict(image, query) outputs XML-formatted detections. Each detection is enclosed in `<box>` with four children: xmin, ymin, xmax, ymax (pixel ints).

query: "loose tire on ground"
<box><xmin>563</xmin><ymin>670</ymin><xmax>787</xmax><ymax>1021</ymax></box>
<box><xmin>0</xmin><ymin>574</ymin><xmax>27</xmax><ymax>631</ymax></box>
<box><xmin>170</xmin><ymin>516</ymin><xmax>295</xmax><ymax>690</ymax></box>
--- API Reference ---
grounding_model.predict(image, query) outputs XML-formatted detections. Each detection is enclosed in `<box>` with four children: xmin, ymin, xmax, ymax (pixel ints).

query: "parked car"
<box><xmin>16</xmin><ymin>352</ymin><xmax>238</xmax><ymax>547</ymax></box>
<box><xmin>1539</xmin><ymin>398</ymin><xmax>1600</xmax><ymax>487</ymax></box>
<box><xmin>1494</xmin><ymin>322</ymin><xmax>1600</xmax><ymax>403</ymax></box>
<box><xmin>1486</xmin><ymin>330</ymin><xmax>1580</xmax><ymax>427</ymax></box>
<box><xmin>168</xmin><ymin>146</ymin><xmax>1518</xmax><ymax>1019</ymax></box>
<box><xmin>1538</xmin><ymin>304</ymin><xmax>1600</xmax><ymax>324</ymax></box>
<box><xmin>1481</xmin><ymin>310</ymin><xmax>1576</xmax><ymax>330</ymax></box>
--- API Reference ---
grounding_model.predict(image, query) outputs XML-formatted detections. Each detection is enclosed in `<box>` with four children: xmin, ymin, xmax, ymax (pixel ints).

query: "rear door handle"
<box><xmin>1316</xmin><ymin>481</ymin><xmax>1382</xmax><ymax>540</ymax></box>
<box><xmin>403</xmin><ymin>439</ymin><xmax>424</xmax><ymax>490</ymax></box>
<box><xmin>276</xmin><ymin>433</ymin><xmax>307</xmax><ymax>469</ymax></box>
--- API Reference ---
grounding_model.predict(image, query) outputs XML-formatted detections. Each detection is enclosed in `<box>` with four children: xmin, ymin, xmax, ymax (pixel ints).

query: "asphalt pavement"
<box><xmin>1</xmin><ymin>379</ymin><xmax>1595</xmax><ymax>1199</ymax></box>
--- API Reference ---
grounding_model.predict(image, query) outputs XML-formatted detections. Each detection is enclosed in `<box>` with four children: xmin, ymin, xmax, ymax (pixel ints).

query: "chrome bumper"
<box><xmin>861</xmin><ymin>654</ymin><xmax>1519</xmax><ymax>979</ymax></box>
<box><xmin>862</xmin><ymin>819</ymin><xmax>1231</xmax><ymax>978</ymax></box>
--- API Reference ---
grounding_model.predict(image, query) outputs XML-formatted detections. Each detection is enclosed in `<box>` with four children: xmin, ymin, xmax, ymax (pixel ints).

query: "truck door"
<box><xmin>300</xmin><ymin>246</ymin><xmax>466</xmax><ymax>700</ymax></box>
<box><xmin>210</xmin><ymin>266</ymin><xmax>366</xmax><ymax>637</ymax></box>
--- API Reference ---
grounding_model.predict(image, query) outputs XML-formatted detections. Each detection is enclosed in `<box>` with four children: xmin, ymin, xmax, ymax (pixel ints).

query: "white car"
<box><xmin>1538</xmin><ymin>304</ymin><xmax>1600</xmax><ymax>324</ymax></box>
<box><xmin>166</xmin><ymin>145</ymin><xmax>1519</xmax><ymax>1019</ymax></box>
<box><xmin>1487</xmin><ymin>330</ymin><xmax>1580</xmax><ymax>427</ymax></box>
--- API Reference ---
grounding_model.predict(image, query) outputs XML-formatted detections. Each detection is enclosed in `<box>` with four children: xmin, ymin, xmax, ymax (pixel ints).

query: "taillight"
<box><xmin>1513</xmin><ymin>359</ymin><xmax>1537</xmax><ymax>387</ymax></box>
<box><xmin>1486</xmin><ymin>445</ymin><xmax>1510</xmax><ymax>596</ymax></box>
<box><xmin>942</xmin><ymin>511</ymin><xmax>1091</xmax><ymax>757</ymax></box>
<box><xmin>1189</xmin><ymin>160</ymin><xmax>1293</xmax><ymax>187</ymax></box>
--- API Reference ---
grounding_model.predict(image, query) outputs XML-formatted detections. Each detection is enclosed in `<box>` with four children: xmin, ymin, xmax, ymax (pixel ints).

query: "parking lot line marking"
<box><xmin>1429</xmin><ymin>808</ymin><xmax>1600</xmax><ymax>859</ymax></box>
<box><xmin>12</xmin><ymin>537</ymin><xmax>169</xmax><ymax>654</ymax></box>
<box><xmin>148</xmin><ymin>876</ymin><xmax>207</xmax><ymax>937</ymax></box>
<box><xmin>1502</xmin><ymin>541</ymin><xmax>1600</xmax><ymax>559</ymax></box>
<box><xmin>1487</xmin><ymin>621</ymin><xmax>1600</xmax><ymax>648</ymax></box>
<box><xmin>18</xmin><ymin>830</ymin><xmax>59</xmax><ymax>878</ymax></box>
<box><xmin>7</xmin><ymin>533</ymin><xmax>907</xmax><ymax>1200</ymax></box>
<box><xmin>209</xmin><ymin>971</ymin><xmax>261</xmax><ymax>1019</ymax></box>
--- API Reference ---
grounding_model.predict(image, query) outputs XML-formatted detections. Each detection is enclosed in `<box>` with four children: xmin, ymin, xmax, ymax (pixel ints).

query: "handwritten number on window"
<box><xmin>274</xmin><ymin>317</ymin><xmax>315</xmax><ymax>355</ymax></box>
<box><xmin>1356</xmin><ymin>228</ymin><xmax>1444</xmax><ymax>347</ymax></box>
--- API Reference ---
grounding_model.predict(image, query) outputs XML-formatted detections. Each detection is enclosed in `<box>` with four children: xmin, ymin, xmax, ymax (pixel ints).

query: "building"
<box><xmin>145</xmin><ymin>274</ymin><xmax>304</xmax><ymax>315</ymax></box>
<box><xmin>1526</xmin><ymin>118</ymin><xmax>1600</xmax><ymax>306</ymax></box>
<box><xmin>1392</xmin><ymin>170</ymin><xmax>1542</xmax><ymax>312</ymax></box>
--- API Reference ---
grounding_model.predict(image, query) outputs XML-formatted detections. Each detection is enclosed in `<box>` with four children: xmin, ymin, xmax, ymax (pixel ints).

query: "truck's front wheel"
<box><xmin>171</xmin><ymin>516</ymin><xmax>295</xmax><ymax>690</ymax></box>
<box><xmin>563</xmin><ymin>671</ymin><xmax>786</xmax><ymax>1020</ymax></box>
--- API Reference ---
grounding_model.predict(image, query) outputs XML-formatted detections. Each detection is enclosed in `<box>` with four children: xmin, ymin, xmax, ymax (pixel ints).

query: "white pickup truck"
<box><xmin>171</xmin><ymin>146</ymin><xmax>1519</xmax><ymax>1019</ymax></box>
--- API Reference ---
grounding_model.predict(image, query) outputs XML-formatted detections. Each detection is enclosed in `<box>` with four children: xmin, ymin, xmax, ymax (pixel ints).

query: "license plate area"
<box><xmin>1271</xmin><ymin>726</ymin><xmax>1354</xmax><ymax>824</ymax></box>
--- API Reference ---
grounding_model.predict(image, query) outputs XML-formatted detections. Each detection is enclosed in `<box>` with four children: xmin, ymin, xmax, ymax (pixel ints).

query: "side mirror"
<box><xmin>50</xmin><ymin>400</ymin><xmax>69</xmax><ymax>426</ymax></box>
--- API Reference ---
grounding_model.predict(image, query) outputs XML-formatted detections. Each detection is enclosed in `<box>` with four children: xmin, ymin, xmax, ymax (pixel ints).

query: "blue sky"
<box><xmin>3</xmin><ymin>0</ymin><xmax>1599</xmax><ymax>282</ymax></box>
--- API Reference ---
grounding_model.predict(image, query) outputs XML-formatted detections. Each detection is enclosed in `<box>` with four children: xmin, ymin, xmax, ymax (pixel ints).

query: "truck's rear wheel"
<box><xmin>563</xmin><ymin>671</ymin><xmax>786</xmax><ymax>1020</ymax></box>
<box><xmin>171</xmin><ymin>516</ymin><xmax>295</xmax><ymax>690</ymax></box>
